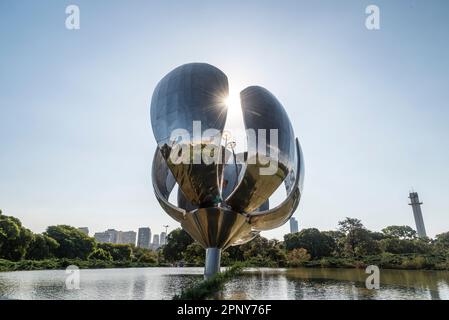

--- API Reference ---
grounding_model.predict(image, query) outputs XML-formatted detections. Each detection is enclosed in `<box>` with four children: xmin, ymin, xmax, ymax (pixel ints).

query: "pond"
<box><xmin>1</xmin><ymin>267</ymin><xmax>448</xmax><ymax>300</ymax></box>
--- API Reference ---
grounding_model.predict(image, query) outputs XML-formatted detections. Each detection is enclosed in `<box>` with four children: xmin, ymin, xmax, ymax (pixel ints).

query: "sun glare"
<box><xmin>224</xmin><ymin>91</ymin><xmax>241</xmax><ymax>111</ymax></box>
<box><xmin>223</xmin><ymin>89</ymin><xmax>246</xmax><ymax>153</ymax></box>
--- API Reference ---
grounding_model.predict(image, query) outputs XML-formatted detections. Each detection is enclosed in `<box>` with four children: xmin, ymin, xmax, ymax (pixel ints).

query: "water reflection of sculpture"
<box><xmin>150</xmin><ymin>63</ymin><xmax>304</xmax><ymax>277</ymax></box>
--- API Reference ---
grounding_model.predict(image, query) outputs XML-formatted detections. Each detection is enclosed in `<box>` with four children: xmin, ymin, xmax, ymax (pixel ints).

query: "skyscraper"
<box><xmin>105</xmin><ymin>229</ymin><xmax>121</xmax><ymax>244</ymax></box>
<box><xmin>120</xmin><ymin>231</ymin><xmax>137</xmax><ymax>246</ymax></box>
<box><xmin>94</xmin><ymin>232</ymin><xmax>111</xmax><ymax>243</ymax></box>
<box><xmin>160</xmin><ymin>232</ymin><xmax>167</xmax><ymax>246</ymax></box>
<box><xmin>409</xmin><ymin>192</ymin><xmax>427</xmax><ymax>238</ymax></box>
<box><xmin>137</xmin><ymin>227</ymin><xmax>152</xmax><ymax>248</ymax></box>
<box><xmin>94</xmin><ymin>229</ymin><xmax>137</xmax><ymax>245</ymax></box>
<box><xmin>152</xmin><ymin>234</ymin><xmax>160</xmax><ymax>249</ymax></box>
<box><xmin>289</xmin><ymin>217</ymin><xmax>299</xmax><ymax>234</ymax></box>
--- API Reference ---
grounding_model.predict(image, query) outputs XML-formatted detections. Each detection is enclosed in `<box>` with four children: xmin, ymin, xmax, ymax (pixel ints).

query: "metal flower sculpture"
<box><xmin>150</xmin><ymin>63</ymin><xmax>304</xmax><ymax>277</ymax></box>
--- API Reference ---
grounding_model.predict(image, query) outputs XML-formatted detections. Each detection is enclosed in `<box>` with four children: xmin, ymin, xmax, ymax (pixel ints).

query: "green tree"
<box><xmin>162</xmin><ymin>228</ymin><xmax>194</xmax><ymax>262</ymax></box>
<box><xmin>225</xmin><ymin>245</ymin><xmax>244</xmax><ymax>261</ymax></box>
<box><xmin>183</xmin><ymin>242</ymin><xmax>205</xmax><ymax>265</ymax></box>
<box><xmin>321</xmin><ymin>230</ymin><xmax>346</xmax><ymax>256</ymax></box>
<box><xmin>287</xmin><ymin>248</ymin><xmax>311</xmax><ymax>267</ymax></box>
<box><xmin>88</xmin><ymin>248</ymin><xmax>113</xmax><ymax>261</ymax></box>
<box><xmin>0</xmin><ymin>214</ymin><xmax>33</xmax><ymax>261</ymax></box>
<box><xmin>45</xmin><ymin>225</ymin><xmax>95</xmax><ymax>259</ymax></box>
<box><xmin>133</xmin><ymin>247</ymin><xmax>158</xmax><ymax>264</ymax></box>
<box><xmin>354</xmin><ymin>233</ymin><xmax>382</xmax><ymax>256</ymax></box>
<box><xmin>368</xmin><ymin>231</ymin><xmax>386</xmax><ymax>241</ymax></box>
<box><xmin>338</xmin><ymin>217</ymin><xmax>369</xmax><ymax>257</ymax></box>
<box><xmin>266</xmin><ymin>239</ymin><xmax>287</xmax><ymax>265</ymax></box>
<box><xmin>338</xmin><ymin>217</ymin><xmax>364</xmax><ymax>234</ymax></box>
<box><xmin>284</xmin><ymin>228</ymin><xmax>335</xmax><ymax>258</ymax></box>
<box><xmin>25</xmin><ymin>234</ymin><xmax>59</xmax><ymax>260</ymax></box>
<box><xmin>382</xmin><ymin>225</ymin><xmax>417</xmax><ymax>240</ymax></box>
<box><xmin>237</xmin><ymin>236</ymin><xmax>286</xmax><ymax>266</ymax></box>
<box><xmin>97</xmin><ymin>243</ymin><xmax>132</xmax><ymax>261</ymax></box>
<box><xmin>380</xmin><ymin>238</ymin><xmax>431</xmax><ymax>254</ymax></box>
<box><xmin>434</xmin><ymin>232</ymin><xmax>449</xmax><ymax>252</ymax></box>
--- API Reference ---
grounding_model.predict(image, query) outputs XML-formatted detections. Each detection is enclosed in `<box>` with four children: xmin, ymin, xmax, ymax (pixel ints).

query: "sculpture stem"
<box><xmin>219</xmin><ymin>136</ymin><xmax>228</xmax><ymax>201</ymax></box>
<box><xmin>204</xmin><ymin>248</ymin><xmax>222</xmax><ymax>279</ymax></box>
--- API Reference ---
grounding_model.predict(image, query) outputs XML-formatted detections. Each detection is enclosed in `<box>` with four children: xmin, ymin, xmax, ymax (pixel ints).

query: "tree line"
<box><xmin>2</xmin><ymin>208</ymin><xmax>449</xmax><ymax>270</ymax></box>
<box><xmin>161</xmin><ymin>217</ymin><xmax>449</xmax><ymax>270</ymax></box>
<box><xmin>0</xmin><ymin>209</ymin><xmax>158</xmax><ymax>264</ymax></box>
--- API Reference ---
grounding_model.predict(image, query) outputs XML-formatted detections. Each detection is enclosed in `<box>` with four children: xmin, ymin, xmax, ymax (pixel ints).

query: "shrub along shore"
<box><xmin>0</xmin><ymin>258</ymin><xmax>158</xmax><ymax>272</ymax></box>
<box><xmin>1</xmin><ymin>209</ymin><xmax>449</xmax><ymax>272</ymax></box>
<box><xmin>1</xmin><ymin>253</ymin><xmax>448</xmax><ymax>273</ymax></box>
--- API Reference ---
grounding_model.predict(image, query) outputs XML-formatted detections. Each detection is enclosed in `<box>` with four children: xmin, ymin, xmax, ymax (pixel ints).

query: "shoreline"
<box><xmin>1</xmin><ymin>254</ymin><xmax>448</xmax><ymax>273</ymax></box>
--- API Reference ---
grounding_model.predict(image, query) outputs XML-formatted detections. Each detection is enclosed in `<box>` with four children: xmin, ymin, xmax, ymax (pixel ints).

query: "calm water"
<box><xmin>1</xmin><ymin>267</ymin><xmax>448</xmax><ymax>300</ymax></box>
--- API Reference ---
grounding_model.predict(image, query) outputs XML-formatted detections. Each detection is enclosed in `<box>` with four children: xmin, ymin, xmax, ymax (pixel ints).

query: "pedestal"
<box><xmin>204</xmin><ymin>247</ymin><xmax>221</xmax><ymax>279</ymax></box>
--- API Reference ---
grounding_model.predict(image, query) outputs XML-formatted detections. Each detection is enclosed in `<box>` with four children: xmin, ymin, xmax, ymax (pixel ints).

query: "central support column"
<box><xmin>204</xmin><ymin>248</ymin><xmax>222</xmax><ymax>279</ymax></box>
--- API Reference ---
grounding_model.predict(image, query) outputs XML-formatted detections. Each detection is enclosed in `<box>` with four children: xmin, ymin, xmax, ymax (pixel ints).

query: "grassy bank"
<box><xmin>180</xmin><ymin>253</ymin><xmax>449</xmax><ymax>271</ymax></box>
<box><xmin>0</xmin><ymin>258</ymin><xmax>158</xmax><ymax>272</ymax></box>
<box><xmin>173</xmin><ymin>263</ymin><xmax>244</xmax><ymax>300</ymax></box>
<box><xmin>300</xmin><ymin>253</ymin><xmax>449</xmax><ymax>270</ymax></box>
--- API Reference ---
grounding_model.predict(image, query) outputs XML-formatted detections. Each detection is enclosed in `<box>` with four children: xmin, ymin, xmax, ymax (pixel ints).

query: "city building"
<box><xmin>160</xmin><ymin>232</ymin><xmax>167</xmax><ymax>246</ymax></box>
<box><xmin>152</xmin><ymin>234</ymin><xmax>160</xmax><ymax>249</ymax></box>
<box><xmin>120</xmin><ymin>231</ymin><xmax>137</xmax><ymax>246</ymax></box>
<box><xmin>94</xmin><ymin>232</ymin><xmax>111</xmax><ymax>243</ymax></box>
<box><xmin>289</xmin><ymin>217</ymin><xmax>299</xmax><ymax>234</ymax></box>
<box><xmin>105</xmin><ymin>229</ymin><xmax>121</xmax><ymax>244</ymax></box>
<box><xmin>93</xmin><ymin>228</ymin><xmax>141</xmax><ymax>246</ymax></box>
<box><xmin>409</xmin><ymin>192</ymin><xmax>427</xmax><ymax>238</ymax></box>
<box><xmin>94</xmin><ymin>229</ymin><xmax>125</xmax><ymax>244</ymax></box>
<box><xmin>78</xmin><ymin>227</ymin><xmax>89</xmax><ymax>236</ymax></box>
<box><xmin>137</xmin><ymin>227</ymin><xmax>152</xmax><ymax>249</ymax></box>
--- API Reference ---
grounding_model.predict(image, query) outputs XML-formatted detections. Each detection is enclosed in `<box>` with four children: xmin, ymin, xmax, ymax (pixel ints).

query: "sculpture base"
<box><xmin>204</xmin><ymin>248</ymin><xmax>221</xmax><ymax>279</ymax></box>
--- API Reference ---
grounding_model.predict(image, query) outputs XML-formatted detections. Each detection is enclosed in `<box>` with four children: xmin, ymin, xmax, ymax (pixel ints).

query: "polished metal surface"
<box><xmin>177</xmin><ymin>188</ymin><xmax>198</xmax><ymax>212</ymax></box>
<box><xmin>151</xmin><ymin>63</ymin><xmax>229</xmax><ymax>146</ymax></box>
<box><xmin>180</xmin><ymin>207</ymin><xmax>252</xmax><ymax>249</ymax></box>
<box><xmin>152</xmin><ymin>148</ymin><xmax>185</xmax><ymax>223</ymax></box>
<box><xmin>151</xmin><ymin>63</ymin><xmax>229</xmax><ymax>207</ymax></box>
<box><xmin>248</xmin><ymin>139</ymin><xmax>303</xmax><ymax>231</ymax></box>
<box><xmin>225</xmin><ymin>86</ymin><xmax>297</xmax><ymax>213</ymax></box>
<box><xmin>150</xmin><ymin>63</ymin><xmax>304</xmax><ymax>276</ymax></box>
<box><xmin>204</xmin><ymin>248</ymin><xmax>221</xmax><ymax>279</ymax></box>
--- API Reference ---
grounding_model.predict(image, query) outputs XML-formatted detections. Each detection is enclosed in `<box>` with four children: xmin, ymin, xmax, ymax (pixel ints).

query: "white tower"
<box><xmin>409</xmin><ymin>192</ymin><xmax>427</xmax><ymax>238</ymax></box>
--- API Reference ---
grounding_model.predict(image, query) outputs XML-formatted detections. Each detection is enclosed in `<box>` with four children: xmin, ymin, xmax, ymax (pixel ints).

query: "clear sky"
<box><xmin>1</xmin><ymin>0</ymin><xmax>448</xmax><ymax>239</ymax></box>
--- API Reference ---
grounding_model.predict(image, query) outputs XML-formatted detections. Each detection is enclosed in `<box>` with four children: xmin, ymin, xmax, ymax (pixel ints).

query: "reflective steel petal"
<box><xmin>151</xmin><ymin>63</ymin><xmax>229</xmax><ymax>207</ymax></box>
<box><xmin>151</xmin><ymin>63</ymin><xmax>229</xmax><ymax>145</ymax></box>
<box><xmin>177</xmin><ymin>188</ymin><xmax>197</xmax><ymax>212</ymax></box>
<box><xmin>249</xmin><ymin>139</ymin><xmax>303</xmax><ymax>231</ymax></box>
<box><xmin>226</xmin><ymin>86</ymin><xmax>296</xmax><ymax>213</ymax></box>
<box><xmin>177</xmin><ymin>157</ymin><xmax>239</xmax><ymax>212</ymax></box>
<box><xmin>255</xmin><ymin>199</ymin><xmax>269</xmax><ymax>212</ymax></box>
<box><xmin>151</xmin><ymin>147</ymin><xmax>185</xmax><ymax>222</ymax></box>
<box><xmin>230</xmin><ymin>231</ymin><xmax>260</xmax><ymax>246</ymax></box>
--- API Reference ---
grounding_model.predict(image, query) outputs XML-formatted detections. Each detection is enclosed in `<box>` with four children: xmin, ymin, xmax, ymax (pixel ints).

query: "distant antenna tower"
<box><xmin>408</xmin><ymin>191</ymin><xmax>427</xmax><ymax>238</ymax></box>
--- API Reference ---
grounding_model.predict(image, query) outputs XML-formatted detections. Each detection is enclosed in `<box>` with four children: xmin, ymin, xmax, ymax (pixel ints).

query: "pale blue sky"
<box><xmin>1</xmin><ymin>0</ymin><xmax>448</xmax><ymax>239</ymax></box>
